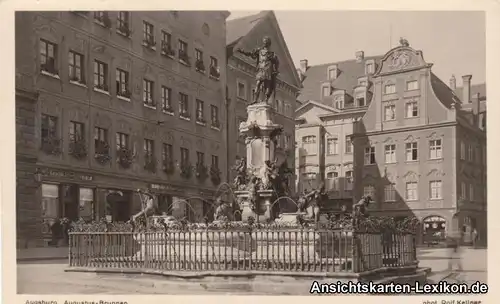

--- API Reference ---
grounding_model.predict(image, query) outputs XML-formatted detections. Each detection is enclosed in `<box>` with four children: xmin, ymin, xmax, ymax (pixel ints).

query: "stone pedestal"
<box><xmin>235</xmin><ymin>189</ymin><xmax>275</xmax><ymax>223</ymax></box>
<box><xmin>239</xmin><ymin>103</ymin><xmax>282</xmax><ymax>186</ymax></box>
<box><xmin>235</xmin><ymin>103</ymin><xmax>284</xmax><ymax>224</ymax></box>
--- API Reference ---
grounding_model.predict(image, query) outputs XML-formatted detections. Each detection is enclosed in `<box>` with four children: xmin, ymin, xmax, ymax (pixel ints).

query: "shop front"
<box><xmin>38</xmin><ymin>168</ymin><xmax>97</xmax><ymax>245</ymax></box>
<box><xmin>36</xmin><ymin>166</ymin><xmax>223</xmax><ymax>245</ymax></box>
<box><xmin>422</xmin><ymin>215</ymin><xmax>447</xmax><ymax>245</ymax></box>
<box><xmin>149</xmin><ymin>183</ymin><xmax>216</xmax><ymax>222</ymax></box>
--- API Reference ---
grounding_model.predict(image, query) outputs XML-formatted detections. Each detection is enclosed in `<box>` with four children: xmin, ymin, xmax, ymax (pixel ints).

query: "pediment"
<box><xmin>376</xmin><ymin>46</ymin><xmax>428</xmax><ymax>75</ymax></box>
<box><xmin>404</xmin><ymin>135</ymin><xmax>419</xmax><ymax>142</ymax></box>
<box><xmin>427</xmin><ymin>169</ymin><xmax>445</xmax><ymax>177</ymax></box>
<box><xmin>295</xmin><ymin>100</ymin><xmax>339</xmax><ymax>118</ymax></box>
<box><xmin>403</xmin><ymin>171</ymin><xmax>420</xmax><ymax>181</ymax></box>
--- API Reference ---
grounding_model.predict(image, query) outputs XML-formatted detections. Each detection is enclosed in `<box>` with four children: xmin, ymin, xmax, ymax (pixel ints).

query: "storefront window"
<box><xmin>42</xmin><ymin>184</ymin><xmax>60</xmax><ymax>218</ymax></box>
<box><xmin>79</xmin><ymin>187</ymin><xmax>94</xmax><ymax>221</ymax></box>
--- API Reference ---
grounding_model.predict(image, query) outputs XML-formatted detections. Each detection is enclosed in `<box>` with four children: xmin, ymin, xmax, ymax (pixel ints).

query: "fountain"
<box><xmin>126</xmin><ymin>35</ymin><xmax>345</xmax><ymax>265</ymax></box>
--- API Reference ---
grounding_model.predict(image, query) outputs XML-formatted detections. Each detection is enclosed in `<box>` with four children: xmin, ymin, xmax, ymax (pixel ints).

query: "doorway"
<box><xmin>106</xmin><ymin>190</ymin><xmax>132</xmax><ymax>222</ymax></box>
<box><xmin>423</xmin><ymin>215</ymin><xmax>447</xmax><ymax>245</ymax></box>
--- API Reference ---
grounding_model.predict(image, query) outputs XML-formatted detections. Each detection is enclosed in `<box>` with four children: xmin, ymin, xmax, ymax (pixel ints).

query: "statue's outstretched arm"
<box><xmin>237</xmin><ymin>47</ymin><xmax>258</xmax><ymax>59</ymax></box>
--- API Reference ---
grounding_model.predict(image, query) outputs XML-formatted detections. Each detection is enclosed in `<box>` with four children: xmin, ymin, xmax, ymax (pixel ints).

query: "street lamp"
<box><xmin>33</xmin><ymin>168</ymin><xmax>43</xmax><ymax>183</ymax></box>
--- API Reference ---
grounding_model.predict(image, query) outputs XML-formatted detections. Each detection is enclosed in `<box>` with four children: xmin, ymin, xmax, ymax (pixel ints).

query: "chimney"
<box><xmin>450</xmin><ymin>75</ymin><xmax>456</xmax><ymax>90</ymax></box>
<box><xmin>462</xmin><ymin>75</ymin><xmax>472</xmax><ymax>103</ymax></box>
<box><xmin>296</xmin><ymin>68</ymin><xmax>304</xmax><ymax>82</ymax></box>
<box><xmin>355</xmin><ymin>51</ymin><xmax>364</xmax><ymax>62</ymax></box>
<box><xmin>472</xmin><ymin>92</ymin><xmax>480</xmax><ymax>127</ymax></box>
<box><xmin>299</xmin><ymin>59</ymin><xmax>308</xmax><ymax>74</ymax></box>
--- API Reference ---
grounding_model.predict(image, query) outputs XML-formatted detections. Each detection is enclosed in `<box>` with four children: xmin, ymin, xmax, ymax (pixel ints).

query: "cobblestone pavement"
<box><xmin>16</xmin><ymin>261</ymin><xmax>283</xmax><ymax>295</ymax></box>
<box><xmin>17</xmin><ymin>248</ymin><xmax>487</xmax><ymax>295</ymax></box>
<box><xmin>418</xmin><ymin>247</ymin><xmax>487</xmax><ymax>286</ymax></box>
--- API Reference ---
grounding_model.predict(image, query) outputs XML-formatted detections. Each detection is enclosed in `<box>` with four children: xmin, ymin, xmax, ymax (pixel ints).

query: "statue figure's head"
<box><xmin>262</xmin><ymin>36</ymin><xmax>271</xmax><ymax>47</ymax></box>
<box><xmin>364</xmin><ymin>196</ymin><xmax>372</xmax><ymax>204</ymax></box>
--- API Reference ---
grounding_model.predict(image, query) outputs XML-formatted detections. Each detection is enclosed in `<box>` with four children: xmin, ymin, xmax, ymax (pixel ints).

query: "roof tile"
<box><xmin>297</xmin><ymin>56</ymin><xmax>383</xmax><ymax>103</ymax></box>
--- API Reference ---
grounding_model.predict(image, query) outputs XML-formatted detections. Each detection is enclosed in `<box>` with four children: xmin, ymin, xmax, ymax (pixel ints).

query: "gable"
<box><xmin>375</xmin><ymin>46</ymin><xmax>429</xmax><ymax>76</ymax></box>
<box><xmin>296</xmin><ymin>102</ymin><xmax>338</xmax><ymax>125</ymax></box>
<box><xmin>233</xmin><ymin>12</ymin><xmax>301</xmax><ymax>89</ymax></box>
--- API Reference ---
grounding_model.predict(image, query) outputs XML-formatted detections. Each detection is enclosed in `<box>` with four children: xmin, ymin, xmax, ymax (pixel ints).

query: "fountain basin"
<box><xmin>130</xmin><ymin>229</ymin><xmax>355</xmax><ymax>265</ymax></box>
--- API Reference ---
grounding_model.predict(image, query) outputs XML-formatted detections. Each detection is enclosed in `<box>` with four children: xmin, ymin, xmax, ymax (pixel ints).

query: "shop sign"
<box><xmin>41</xmin><ymin>168</ymin><xmax>94</xmax><ymax>181</ymax></box>
<box><xmin>149</xmin><ymin>183</ymin><xmax>184</xmax><ymax>193</ymax></box>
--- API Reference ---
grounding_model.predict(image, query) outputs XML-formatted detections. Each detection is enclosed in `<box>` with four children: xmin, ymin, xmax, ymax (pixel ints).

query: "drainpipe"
<box><xmin>225</xmin><ymin>86</ymin><xmax>231</xmax><ymax>185</ymax></box>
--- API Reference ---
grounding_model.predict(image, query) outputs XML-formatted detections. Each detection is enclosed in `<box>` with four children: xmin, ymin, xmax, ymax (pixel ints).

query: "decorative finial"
<box><xmin>399</xmin><ymin>37</ymin><xmax>410</xmax><ymax>47</ymax></box>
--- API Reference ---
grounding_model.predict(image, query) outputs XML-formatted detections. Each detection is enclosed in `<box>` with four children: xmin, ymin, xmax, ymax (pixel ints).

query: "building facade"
<box><xmin>295</xmin><ymin>51</ymin><xmax>382</xmax><ymax>211</ymax></box>
<box><xmin>351</xmin><ymin>42</ymin><xmax>487</xmax><ymax>244</ymax></box>
<box><xmin>226</xmin><ymin>11</ymin><xmax>302</xmax><ymax>196</ymax></box>
<box><xmin>15</xmin><ymin>11</ymin><xmax>230</xmax><ymax>247</ymax></box>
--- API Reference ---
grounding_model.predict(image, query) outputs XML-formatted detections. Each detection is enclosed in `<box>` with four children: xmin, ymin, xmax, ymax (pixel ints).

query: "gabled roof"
<box><xmin>295</xmin><ymin>100</ymin><xmax>341</xmax><ymax>114</ymax></box>
<box><xmin>430</xmin><ymin>72</ymin><xmax>462</xmax><ymax>109</ymax></box>
<box><xmin>226</xmin><ymin>11</ymin><xmax>269</xmax><ymax>47</ymax></box>
<box><xmin>455</xmin><ymin>83</ymin><xmax>487</xmax><ymax>102</ymax></box>
<box><xmin>431</xmin><ymin>78</ymin><xmax>486</xmax><ymax>113</ymax></box>
<box><xmin>297</xmin><ymin>55</ymin><xmax>383</xmax><ymax>103</ymax></box>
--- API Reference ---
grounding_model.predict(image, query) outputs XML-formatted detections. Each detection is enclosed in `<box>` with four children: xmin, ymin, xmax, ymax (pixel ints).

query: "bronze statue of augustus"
<box><xmin>237</xmin><ymin>36</ymin><xmax>280</xmax><ymax>105</ymax></box>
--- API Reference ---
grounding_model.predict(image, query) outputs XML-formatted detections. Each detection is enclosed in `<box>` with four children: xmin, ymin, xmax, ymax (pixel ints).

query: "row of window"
<box><xmin>325</xmin><ymin>171</ymin><xmax>354</xmax><ymax>191</ymax></box>
<box><xmin>321</xmin><ymin>80</ymin><xmax>419</xmax><ymax>110</ymax></box>
<box><xmin>363</xmin><ymin>179</ymin><xmax>480</xmax><ymax>203</ymax></box>
<box><xmin>322</xmin><ymin>90</ymin><xmax>369</xmax><ymax>110</ymax></box>
<box><xmin>41</xmin><ymin>184</ymin><xmax>94</xmax><ymax>222</ymax></box>
<box><xmin>363</xmin><ymin>180</ymin><xmax>443</xmax><ymax>202</ymax></box>
<box><xmin>274</xmin><ymin>133</ymin><xmax>293</xmax><ymax>150</ymax></box>
<box><xmin>364</xmin><ymin>140</ymin><xmax>442</xmax><ymax>165</ymax></box>
<box><xmin>302</xmin><ymin>136</ymin><xmax>485</xmax><ymax>166</ymax></box>
<box><xmin>41</xmin><ymin>114</ymin><xmax>220</xmax><ymax>169</ymax></box>
<box><xmin>384</xmin><ymin>80</ymin><xmax>419</xmax><ymax>95</ymax></box>
<box><xmin>383</xmin><ymin>99</ymin><xmax>419</xmax><ymax>121</ymax></box>
<box><xmin>326</xmin><ymin>62</ymin><xmax>375</xmax><ymax>82</ymax></box>
<box><xmin>40</xmin><ymin>183</ymin><xmax>202</xmax><ymax>223</ymax></box>
<box><xmin>460</xmin><ymin>141</ymin><xmax>483</xmax><ymax>163</ymax></box>
<box><xmin>71</xmin><ymin>12</ymin><xmax>221</xmax><ymax>79</ymax></box>
<box><xmin>41</xmin><ymin>40</ymin><xmax>221</xmax><ymax>128</ymax></box>
<box><xmin>301</xmin><ymin>135</ymin><xmax>353</xmax><ymax>155</ymax></box>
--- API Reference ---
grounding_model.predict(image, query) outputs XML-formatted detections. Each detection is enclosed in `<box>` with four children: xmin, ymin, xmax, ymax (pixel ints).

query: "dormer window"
<box><xmin>333</xmin><ymin>94</ymin><xmax>344</xmax><ymax>109</ymax></box>
<box><xmin>358</xmin><ymin>76</ymin><xmax>369</xmax><ymax>87</ymax></box>
<box><xmin>322</xmin><ymin>84</ymin><xmax>331</xmax><ymax>97</ymax></box>
<box><xmin>355</xmin><ymin>92</ymin><xmax>366</xmax><ymax>107</ymax></box>
<box><xmin>327</xmin><ymin>65</ymin><xmax>338</xmax><ymax>80</ymax></box>
<box><xmin>365</xmin><ymin>60</ymin><xmax>375</xmax><ymax>75</ymax></box>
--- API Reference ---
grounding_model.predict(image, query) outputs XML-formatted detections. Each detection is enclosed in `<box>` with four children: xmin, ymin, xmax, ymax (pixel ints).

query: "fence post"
<box><xmin>144</xmin><ymin>232</ymin><xmax>149</xmax><ymax>268</ymax></box>
<box><xmin>351</xmin><ymin>230</ymin><xmax>359</xmax><ymax>272</ymax></box>
<box><xmin>68</xmin><ymin>233</ymin><xmax>72</xmax><ymax>266</ymax></box>
<box><xmin>412</xmin><ymin>233</ymin><xmax>417</xmax><ymax>264</ymax></box>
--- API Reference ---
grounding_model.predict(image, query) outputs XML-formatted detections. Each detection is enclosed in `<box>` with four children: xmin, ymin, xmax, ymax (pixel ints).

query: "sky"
<box><xmin>228</xmin><ymin>11</ymin><xmax>486</xmax><ymax>86</ymax></box>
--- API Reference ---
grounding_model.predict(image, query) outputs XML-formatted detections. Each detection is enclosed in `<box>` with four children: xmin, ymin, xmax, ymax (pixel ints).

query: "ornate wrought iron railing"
<box><xmin>68</xmin><ymin>228</ymin><xmax>416</xmax><ymax>273</ymax></box>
